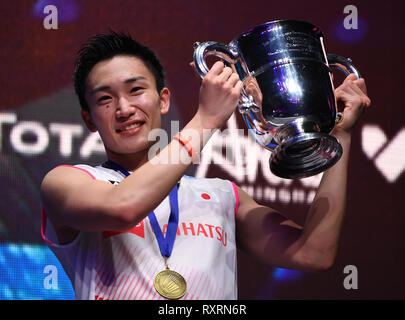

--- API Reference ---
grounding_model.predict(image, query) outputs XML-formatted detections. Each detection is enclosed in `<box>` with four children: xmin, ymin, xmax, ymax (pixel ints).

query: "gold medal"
<box><xmin>154</xmin><ymin>268</ymin><xmax>187</xmax><ymax>299</ymax></box>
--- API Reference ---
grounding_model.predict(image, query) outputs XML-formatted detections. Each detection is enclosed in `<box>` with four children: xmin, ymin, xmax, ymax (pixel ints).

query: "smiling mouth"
<box><xmin>116</xmin><ymin>121</ymin><xmax>145</xmax><ymax>133</ymax></box>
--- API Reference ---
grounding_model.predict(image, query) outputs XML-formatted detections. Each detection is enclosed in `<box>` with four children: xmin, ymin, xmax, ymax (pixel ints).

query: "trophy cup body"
<box><xmin>193</xmin><ymin>20</ymin><xmax>360</xmax><ymax>179</ymax></box>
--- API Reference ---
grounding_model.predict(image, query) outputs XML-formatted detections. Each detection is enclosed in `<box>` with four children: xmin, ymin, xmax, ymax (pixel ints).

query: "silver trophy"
<box><xmin>193</xmin><ymin>20</ymin><xmax>361</xmax><ymax>179</ymax></box>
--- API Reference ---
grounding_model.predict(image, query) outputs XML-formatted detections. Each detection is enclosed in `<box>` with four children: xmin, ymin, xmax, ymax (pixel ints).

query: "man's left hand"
<box><xmin>334</xmin><ymin>73</ymin><xmax>371</xmax><ymax>134</ymax></box>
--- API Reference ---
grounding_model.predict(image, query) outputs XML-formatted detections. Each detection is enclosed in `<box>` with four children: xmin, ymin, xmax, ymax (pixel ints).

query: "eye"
<box><xmin>97</xmin><ymin>95</ymin><xmax>111</xmax><ymax>103</ymax></box>
<box><xmin>130</xmin><ymin>87</ymin><xmax>143</xmax><ymax>94</ymax></box>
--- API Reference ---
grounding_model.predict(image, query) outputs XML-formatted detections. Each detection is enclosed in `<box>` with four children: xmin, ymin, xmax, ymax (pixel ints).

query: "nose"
<box><xmin>116</xmin><ymin>97</ymin><xmax>136</xmax><ymax>118</ymax></box>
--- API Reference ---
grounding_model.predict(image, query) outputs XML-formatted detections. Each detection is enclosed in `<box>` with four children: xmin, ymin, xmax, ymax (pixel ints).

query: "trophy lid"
<box><xmin>237</xmin><ymin>20</ymin><xmax>323</xmax><ymax>40</ymax></box>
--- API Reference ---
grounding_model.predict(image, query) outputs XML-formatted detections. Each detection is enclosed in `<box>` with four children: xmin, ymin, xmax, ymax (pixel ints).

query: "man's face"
<box><xmin>82</xmin><ymin>55</ymin><xmax>170</xmax><ymax>157</ymax></box>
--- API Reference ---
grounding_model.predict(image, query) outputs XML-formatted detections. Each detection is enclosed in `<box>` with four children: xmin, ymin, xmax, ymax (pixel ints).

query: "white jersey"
<box><xmin>41</xmin><ymin>164</ymin><xmax>240</xmax><ymax>300</ymax></box>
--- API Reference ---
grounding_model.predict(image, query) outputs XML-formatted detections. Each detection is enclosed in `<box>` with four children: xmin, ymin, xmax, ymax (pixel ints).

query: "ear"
<box><xmin>159</xmin><ymin>87</ymin><xmax>171</xmax><ymax>115</ymax></box>
<box><xmin>81</xmin><ymin>110</ymin><xmax>98</xmax><ymax>132</ymax></box>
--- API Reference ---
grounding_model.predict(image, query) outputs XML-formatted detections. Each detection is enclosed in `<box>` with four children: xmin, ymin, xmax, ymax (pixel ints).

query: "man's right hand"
<box><xmin>196</xmin><ymin>61</ymin><xmax>243</xmax><ymax>130</ymax></box>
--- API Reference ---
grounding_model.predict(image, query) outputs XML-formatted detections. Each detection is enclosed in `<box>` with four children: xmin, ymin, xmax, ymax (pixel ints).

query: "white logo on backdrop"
<box><xmin>1</xmin><ymin>112</ymin><xmax>403</xmax><ymax>204</ymax></box>
<box><xmin>0</xmin><ymin>112</ymin><xmax>105</xmax><ymax>158</ymax></box>
<box><xmin>361</xmin><ymin>125</ymin><xmax>405</xmax><ymax>183</ymax></box>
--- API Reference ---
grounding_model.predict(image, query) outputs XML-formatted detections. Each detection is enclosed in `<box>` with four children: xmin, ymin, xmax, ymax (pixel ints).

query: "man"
<box><xmin>40</xmin><ymin>31</ymin><xmax>371</xmax><ymax>300</ymax></box>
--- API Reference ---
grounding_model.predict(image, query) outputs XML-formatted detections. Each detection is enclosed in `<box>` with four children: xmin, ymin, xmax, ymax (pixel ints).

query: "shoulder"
<box><xmin>40</xmin><ymin>165</ymin><xmax>95</xmax><ymax>200</ymax></box>
<box><xmin>43</xmin><ymin>164</ymin><xmax>125</xmax><ymax>184</ymax></box>
<box><xmin>40</xmin><ymin>163</ymin><xmax>114</xmax><ymax>199</ymax></box>
<box><xmin>42</xmin><ymin>164</ymin><xmax>95</xmax><ymax>185</ymax></box>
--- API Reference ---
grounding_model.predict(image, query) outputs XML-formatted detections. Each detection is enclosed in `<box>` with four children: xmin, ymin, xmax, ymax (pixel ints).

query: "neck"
<box><xmin>105</xmin><ymin>150</ymin><xmax>150</xmax><ymax>172</ymax></box>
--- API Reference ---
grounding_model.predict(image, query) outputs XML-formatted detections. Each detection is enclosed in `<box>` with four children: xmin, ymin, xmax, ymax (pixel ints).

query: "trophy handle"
<box><xmin>193</xmin><ymin>41</ymin><xmax>239</xmax><ymax>77</ymax></box>
<box><xmin>193</xmin><ymin>41</ymin><xmax>259</xmax><ymax>113</ymax></box>
<box><xmin>327</xmin><ymin>53</ymin><xmax>361</xmax><ymax>78</ymax></box>
<box><xmin>327</xmin><ymin>54</ymin><xmax>361</xmax><ymax>122</ymax></box>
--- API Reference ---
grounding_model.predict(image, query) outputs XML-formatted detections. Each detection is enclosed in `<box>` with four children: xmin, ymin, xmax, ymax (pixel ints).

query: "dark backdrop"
<box><xmin>0</xmin><ymin>0</ymin><xmax>403</xmax><ymax>299</ymax></box>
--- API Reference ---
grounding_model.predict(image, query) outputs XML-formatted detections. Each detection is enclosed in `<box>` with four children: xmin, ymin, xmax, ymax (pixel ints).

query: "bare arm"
<box><xmin>236</xmin><ymin>74</ymin><xmax>371</xmax><ymax>271</ymax></box>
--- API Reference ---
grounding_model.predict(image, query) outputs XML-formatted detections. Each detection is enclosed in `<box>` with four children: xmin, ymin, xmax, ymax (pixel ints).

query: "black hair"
<box><xmin>73</xmin><ymin>30</ymin><xmax>165</xmax><ymax>111</ymax></box>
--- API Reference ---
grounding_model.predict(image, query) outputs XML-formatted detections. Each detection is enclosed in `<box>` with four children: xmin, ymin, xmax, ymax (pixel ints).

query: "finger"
<box><xmin>343</xmin><ymin>73</ymin><xmax>357</xmax><ymax>83</ymax></box>
<box><xmin>343</xmin><ymin>75</ymin><xmax>369</xmax><ymax>98</ymax></box>
<box><xmin>336</xmin><ymin>89</ymin><xmax>371</xmax><ymax>110</ymax></box>
<box><xmin>351</xmin><ymin>84</ymin><xmax>369</xmax><ymax>102</ymax></box>
<box><xmin>353</xmin><ymin>78</ymin><xmax>368</xmax><ymax>95</ymax></box>
<box><xmin>335</xmin><ymin>74</ymin><xmax>357</xmax><ymax>95</ymax></box>
<box><xmin>336</xmin><ymin>79</ymin><xmax>366</xmax><ymax>98</ymax></box>
<box><xmin>189</xmin><ymin>61</ymin><xmax>195</xmax><ymax>68</ymax></box>
<box><xmin>227</xmin><ymin>73</ymin><xmax>241</xmax><ymax>88</ymax></box>
<box><xmin>232</xmin><ymin>80</ymin><xmax>244</xmax><ymax>96</ymax></box>
<box><xmin>343</xmin><ymin>81</ymin><xmax>371</xmax><ymax>107</ymax></box>
<box><xmin>208</xmin><ymin>60</ymin><xmax>226</xmax><ymax>76</ymax></box>
<box><xmin>217</xmin><ymin>65</ymin><xmax>233</xmax><ymax>82</ymax></box>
